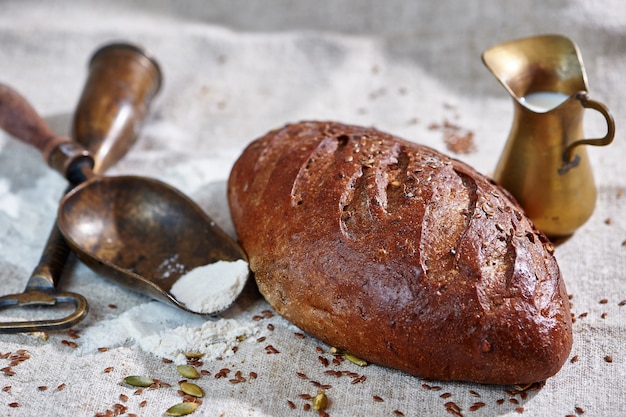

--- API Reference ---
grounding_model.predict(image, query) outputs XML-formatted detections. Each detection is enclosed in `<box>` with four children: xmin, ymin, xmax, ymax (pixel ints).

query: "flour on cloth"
<box><xmin>78</xmin><ymin>301</ymin><xmax>258</xmax><ymax>364</ymax></box>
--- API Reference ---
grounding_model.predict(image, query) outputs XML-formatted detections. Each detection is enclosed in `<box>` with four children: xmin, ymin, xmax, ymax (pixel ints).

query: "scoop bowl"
<box><xmin>58</xmin><ymin>175</ymin><xmax>248</xmax><ymax>315</ymax></box>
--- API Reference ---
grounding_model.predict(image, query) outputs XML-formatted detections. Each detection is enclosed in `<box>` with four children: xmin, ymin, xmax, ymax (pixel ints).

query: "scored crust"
<box><xmin>228</xmin><ymin>121</ymin><xmax>573</xmax><ymax>385</ymax></box>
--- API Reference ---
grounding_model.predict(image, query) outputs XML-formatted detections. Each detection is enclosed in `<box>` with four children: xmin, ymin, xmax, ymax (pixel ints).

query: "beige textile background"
<box><xmin>0</xmin><ymin>1</ymin><xmax>624</xmax><ymax>416</ymax></box>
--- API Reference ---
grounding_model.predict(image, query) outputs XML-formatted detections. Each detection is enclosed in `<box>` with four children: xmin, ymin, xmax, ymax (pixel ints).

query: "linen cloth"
<box><xmin>0</xmin><ymin>1</ymin><xmax>624</xmax><ymax>415</ymax></box>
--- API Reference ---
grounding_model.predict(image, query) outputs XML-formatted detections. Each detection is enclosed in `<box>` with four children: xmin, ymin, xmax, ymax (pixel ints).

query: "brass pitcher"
<box><xmin>482</xmin><ymin>34</ymin><xmax>615</xmax><ymax>238</ymax></box>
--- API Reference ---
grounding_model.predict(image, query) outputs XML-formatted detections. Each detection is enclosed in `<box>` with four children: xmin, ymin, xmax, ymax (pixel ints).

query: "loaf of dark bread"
<box><xmin>227</xmin><ymin>121</ymin><xmax>572</xmax><ymax>385</ymax></box>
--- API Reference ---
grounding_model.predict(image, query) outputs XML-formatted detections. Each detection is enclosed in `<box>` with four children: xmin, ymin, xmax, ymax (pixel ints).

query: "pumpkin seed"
<box><xmin>313</xmin><ymin>390</ymin><xmax>328</xmax><ymax>411</ymax></box>
<box><xmin>176</xmin><ymin>365</ymin><xmax>200</xmax><ymax>379</ymax></box>
<box><xmin>345</xmin><ymin>353</ymin><xmax>368</xmax><ymax>367</ymax></box>
<box><xmin>165</xmin><ymin>402</ymin><xmax>199</xmax><ymax>416</ymax></box>
<box><xmin>180</xmin><ymin>382</ymin><xmax>204</xmax><ymax>398</ymax></box>
<box><xmin>514</xmin><ymin>383</ymin><xmax>533</xmax><ymax>391</ymax></box>
<box><xmin>183</xmin><ymin>352</ymin><xmax>204</xmax><ymax>359</ymax></box>
<box><xmin>123</xmin><ymin>376</ymin><xmax>155</xmax><ymax>387</ymax></box>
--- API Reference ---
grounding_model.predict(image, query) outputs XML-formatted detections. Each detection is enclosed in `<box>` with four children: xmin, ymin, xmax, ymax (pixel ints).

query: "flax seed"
<box><xmin>318</xmin><ymin>356</ymin><xmax>329</xmax><ymax>367</ymax></box>
<box><xmin>605</xmin><ymin>355</ymin><xmax>613</xmax><ymax>363</ymax></box>
<box><xmin>287</xmin><ymin>400</ymin><xmax>296</xmax><ymax>409</ymax></box>
<box><xmin>373</xmin><ymin>395</ymin><xmax>384</xmax><ymax>402</ymax></box>
<box><xmin>445</xmin><ymin>402</ymin><xmax>461</xmax><ymax>413</ymax></box>
<box><xmin>469</xmin><ymin>402</ymin><xmax>486</xmax><ymax>411</ymax></box>
<box><xmin>265</xmin><ymin>345</ymin><xmax>280</xmax><ymax>354</ymax></box>
<box><xmin>351</xmin><ymin>375</ymin><xmax>366</xmax><ymax>384</ymax></box>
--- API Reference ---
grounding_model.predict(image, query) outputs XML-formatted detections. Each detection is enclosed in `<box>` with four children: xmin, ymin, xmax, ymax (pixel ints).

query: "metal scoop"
<box><xmin>0</xmin><ymin>42</ymin><xmax>162</xmax><ymax>332</ymax></box>
<box><xmin>0</xmin><ymin>62</ymin><xmax>248</xmax><ymax>319</ymax></box>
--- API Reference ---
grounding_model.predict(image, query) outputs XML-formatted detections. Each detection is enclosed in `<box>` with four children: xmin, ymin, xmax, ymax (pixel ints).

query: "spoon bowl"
<box><xmin>58</xmin><ymin>175</ymin><xmax>247</xmax><ymax>314</ymax></box>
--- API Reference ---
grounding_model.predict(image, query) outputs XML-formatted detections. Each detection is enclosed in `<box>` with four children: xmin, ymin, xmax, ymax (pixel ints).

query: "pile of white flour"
<box><xmin>170</xmin><ymin>259</ymin><xmax>249</xmax><ymax>314</ymax></box>
<box><xmin>77</xmin><ymin>301</ymin><xmax>259</xmax><ymax>364</ymax></box>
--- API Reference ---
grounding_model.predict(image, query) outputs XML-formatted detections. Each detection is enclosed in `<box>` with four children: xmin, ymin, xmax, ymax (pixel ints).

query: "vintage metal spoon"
<box><xmin>0</xmin><ymin>42</ymin><xmax>162</xmax><ymax>332</ymax></box>
<box><xmin>0</xmin><ymin>73</ymin><xmax>248</xmax><ymax>318</ymax></box>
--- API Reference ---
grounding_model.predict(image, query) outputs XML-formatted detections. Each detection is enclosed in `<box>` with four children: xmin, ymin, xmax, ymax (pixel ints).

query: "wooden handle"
<box><xmin>0</xmin><ymin>83</ymin><xmax>73</xmax><ymax>166</ymax></box>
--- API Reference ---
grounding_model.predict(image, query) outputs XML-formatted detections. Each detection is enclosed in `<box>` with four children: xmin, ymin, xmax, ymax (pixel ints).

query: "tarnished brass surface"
<box><xmin>482</xmin><ymin>34</ymin><xmax>615</xmax><ymax>237</ymax></box>
<box><xmin>0</xmin><ymin>42</ymin><xmax>161</xmax><ymax>332</ymax></box>
<box><xmin>73</xmin><ymin>43</ymin><xmax>162</xmax><ymax>173</ymax></box>
<box><xmin>58</xmin><ymin>176</ymin><xmax>247</xmax><ymax>312</ymax></box>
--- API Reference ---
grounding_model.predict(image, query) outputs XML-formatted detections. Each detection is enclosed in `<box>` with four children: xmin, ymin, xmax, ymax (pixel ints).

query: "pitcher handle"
<box><xmin>562</xmin><ymin>92</ymin><xmax>616</xmax><ymax>165</ymax></box>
